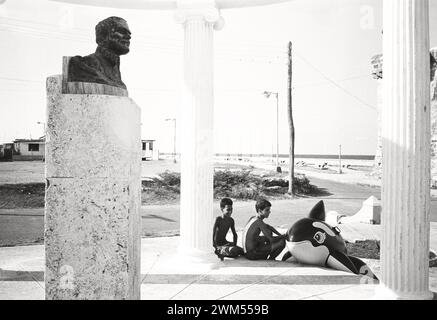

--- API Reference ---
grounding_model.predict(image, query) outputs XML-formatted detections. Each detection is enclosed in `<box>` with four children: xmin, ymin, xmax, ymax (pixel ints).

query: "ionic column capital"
<box><xmin>174</xmin><ymin>1</ymin><xmax>224</xmax><ymax>30</ymax></box>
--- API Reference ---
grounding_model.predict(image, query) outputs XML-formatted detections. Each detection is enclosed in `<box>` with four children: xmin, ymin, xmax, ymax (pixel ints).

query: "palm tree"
<box><xmin>287</xmin><ymin>41</ymin><xmax>295</xmax><ymax>195</ymax></box>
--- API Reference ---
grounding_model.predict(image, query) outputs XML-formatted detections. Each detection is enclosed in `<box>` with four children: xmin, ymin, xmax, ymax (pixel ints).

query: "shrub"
<box><xmin>158</xmin><ymin>171</ymin><xmax>180</xmax><ymax>187</ymax></box>
<box><xmin>213</xmin><ymin>170</ymin><xmax>319</xmax><ymax>200</ymax></box>
<box><xmin>141</xmin><ymin>171</ymin><xmax>180</xmax><ymax>190</ymax></box>
<box><xmin>292</xmin><ymin>175</ymin><xmax>318</xmax><ymax>195</ymax></box>
<box><xmin>141</xmin><ymin>169</ymin><xmax>321</xmax><ymax>203</ymax></box>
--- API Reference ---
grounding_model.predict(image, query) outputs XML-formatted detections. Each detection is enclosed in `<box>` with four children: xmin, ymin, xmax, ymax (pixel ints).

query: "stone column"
<box><xmin>174</xmin><ymin>2</ymin><xmax>224</xmax><ymax>257</ymax></box>
<box><xmin>45</xmin><ymin>76</ymin><xmax>141</xmax><ymax>299</ymax></box>
<box><xmin>378</xmin><ymin>0</ymin><xmax>433</xmax><ymax>299</ymax></box>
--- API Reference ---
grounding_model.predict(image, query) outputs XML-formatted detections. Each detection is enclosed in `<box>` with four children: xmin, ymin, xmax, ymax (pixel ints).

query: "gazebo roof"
<box><xmin>50</xmin><ymin>0</ymin><xmax>293</xmax><ymax>10</ymax></box>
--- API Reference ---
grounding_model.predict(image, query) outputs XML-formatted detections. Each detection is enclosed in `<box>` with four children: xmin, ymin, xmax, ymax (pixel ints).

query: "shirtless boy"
<box><xmin>213</xmin><ymin>198</ymin><xmax>244</xmax><ymax>260</ymax></box>
<box><xmin>242</xmin><ymin>199</ymin><xmax>286</xmax><ymax>260</ymax></box>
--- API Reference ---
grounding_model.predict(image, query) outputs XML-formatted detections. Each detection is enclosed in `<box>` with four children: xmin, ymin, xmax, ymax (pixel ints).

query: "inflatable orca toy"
<box><xmin>284</xmin><ymin>201</ymin><xmax>378</xmax><ymax>280</ymax></box>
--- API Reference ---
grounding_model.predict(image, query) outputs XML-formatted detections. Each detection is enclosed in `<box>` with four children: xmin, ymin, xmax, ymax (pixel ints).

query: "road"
<box><xmin>1</xmin><ymin>176</ymin><xmax>437</xmax><ymax>246</ymax></box>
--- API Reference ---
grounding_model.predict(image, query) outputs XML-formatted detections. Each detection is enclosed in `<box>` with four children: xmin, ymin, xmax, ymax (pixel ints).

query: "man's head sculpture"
<box><xmin>285</xmin><ymin>200</ymin><xmax>378</xmax><ymax>280</ymax></box>
<box><xmin>66</xmin><ymin>16</ymin><xmax>131</xmax><ymax>90</ymax></box>
<box><xmin>95</xmin><ymin>17</ymin><xmax>131</xmax><ymax>55</ymax></box>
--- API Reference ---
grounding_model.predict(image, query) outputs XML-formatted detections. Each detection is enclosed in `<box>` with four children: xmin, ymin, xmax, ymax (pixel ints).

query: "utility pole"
<box><xmin>287</xmin><ymin>41</ymin><xmax>295</xmax><ymax>194</ymax></box>
<box><xmin>338</xmin><ymin>144</ymin><xmax>342</xmax><ymax>174</ymax></box>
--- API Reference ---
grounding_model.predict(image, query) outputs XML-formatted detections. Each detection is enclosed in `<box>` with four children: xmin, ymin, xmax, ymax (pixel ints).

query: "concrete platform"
<box><xmin>1</xmin><ymin>222</ymin><xmax>436</xmax><ymax>300</ymax></box>
<box><xmin>0</xmin><ymin>236</ymin><xmax>378</xmax><ymax>300</ymax></box>
<box><xmin>140</xmin><ymin>236</ymin><xmax>381</xmax><ymax>300</ymax></box>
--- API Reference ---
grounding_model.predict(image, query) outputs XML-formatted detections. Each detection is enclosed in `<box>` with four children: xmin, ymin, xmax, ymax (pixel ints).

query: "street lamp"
<box><xmin>165</xmin><ymin>118</ymin><xmax>177</xmax><ymax>163</ymax></box>
<box><xmin>263</xmin><ymin>91</ymin><xmax>281</xmax><ymax>173</ymax></box>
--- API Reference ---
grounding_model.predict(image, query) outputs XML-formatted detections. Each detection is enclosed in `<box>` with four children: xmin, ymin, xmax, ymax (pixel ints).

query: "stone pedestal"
<box><xmin>378</xmin><ymin>0</ymin><xmax>433</xmax><ymax>300</ymax></box>
<box><xmin>175</xmin><ymin>4</ymin><xmax>223</xmax><ymax>256</ymax></box>
<box><xmin>45</xmin><ymin>75</ymin><xmax>141</xmax><ymax>300</ymax></box>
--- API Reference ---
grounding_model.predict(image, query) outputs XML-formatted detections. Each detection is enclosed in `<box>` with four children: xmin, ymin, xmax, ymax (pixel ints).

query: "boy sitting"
<box><xmin>242</xmin><ymin>198</ymin><xmax>287</xmax><ymax>260</ymax></box>
<box><xmin>213</xmin><ymin>198</ymin><xmax>244</xmax><ymax>261</ymax></box>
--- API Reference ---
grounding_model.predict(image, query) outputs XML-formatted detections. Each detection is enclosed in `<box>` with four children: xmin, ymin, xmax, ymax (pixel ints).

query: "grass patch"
<box><xmin>142</xmin><ymin>171</ymin><xmax>181</xmax><ymax>205</ymax></box>
<box><xmin>346</xmin><ymin>240</ymin><xmax>380</xmax><ymax>259</ymax></box>
<box><xmin>345</xmin><ymin>240</ymin><xmax>437</xmax><ymax>268</ymax></box>
<box><xmin>0</xmin><ymin>183</ymin><xmax>45</xmax><ymax>209</ymax></box>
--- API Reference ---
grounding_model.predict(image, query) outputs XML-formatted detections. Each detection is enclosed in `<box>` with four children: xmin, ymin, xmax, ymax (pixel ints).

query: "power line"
<box><xmin>0</xmin><ymin>76</ymin><xmax>42</xmax><ymax>83</ymax></box>
<box><xmin>294</xmin><ymin>74</ymin><xmax>370</xmax><ymax>89</ymax></box>
<box><xmin>0</xmin><ymin>74</ymin><xmax>373</xmax><ymax>91</ymax></box>
<box><xmin>0</xmin><ymin>27</ymin><xmax>285</xmax><ymax>62</ymax></box>
<box><xmin>0</xmin><ymin>18</ymin><xmax>287</xmax><ymax>55</ymax></box>
<box><xmin>0</xmin><ymin>19</ymin><xmax>377</xmax><ymax>106</ymax></box>
<box><xmin>0</xmin><ymin>27</ymin><xmax>286</xmax><ymax>64</ymax></box>
<box><xmin>0</xmin><ymin>21</ymin><xmax>290</xmax><ymax>66</ymax></box>
<box><xmin>1</xmin><ymin>16</ymin><xmax>292</xmax><ymax>50</ymax></box>
<box><xmin>293</xmin><ymin>50</ymin><xmax>377</xmax><ymax>112</ymax></box>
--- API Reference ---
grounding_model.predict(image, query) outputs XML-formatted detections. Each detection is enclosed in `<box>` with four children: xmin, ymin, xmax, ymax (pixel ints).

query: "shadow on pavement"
<box><xmin>0</xmin><ymin>269</ymin><xmax>44</xmax><ymax>282</ymax></box>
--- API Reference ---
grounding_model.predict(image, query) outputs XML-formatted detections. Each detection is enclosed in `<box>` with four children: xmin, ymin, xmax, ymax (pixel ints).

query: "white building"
<box><xmin>141</xmin><ymin>139</ymin><xmax>159</xmax><ymax>161</ymax></box>
<box><xmin>13</xmin><ymin>137</ymin><xmax>45</xmax><ymax>161</ymax></box>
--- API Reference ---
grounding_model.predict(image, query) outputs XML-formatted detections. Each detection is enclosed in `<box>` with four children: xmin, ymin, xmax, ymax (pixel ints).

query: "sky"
<box><xmin>1</xmin><ymin>0</ymin><xmax>437</xmax><ymax>155</ymax></box>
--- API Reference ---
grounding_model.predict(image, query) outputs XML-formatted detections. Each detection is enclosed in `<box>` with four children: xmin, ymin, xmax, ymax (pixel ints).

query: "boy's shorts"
<box><xmin>245</xmin><ymin>243</ymin><xmax>272</xmax><ymax>260</ymax></box>
<box><xmin>215</xmin><ymin>243</ymin><xmax>244</xmax><ymax>258</ymax></box>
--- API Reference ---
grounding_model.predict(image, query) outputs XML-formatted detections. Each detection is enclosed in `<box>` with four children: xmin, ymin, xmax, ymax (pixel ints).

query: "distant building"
<box><xmin>141</xmin><ymin>139</ymin><xmax>159</xmax><ymax>161</ymax></box>
<box><xmin>13</xmin><ymin>137</ymin><xmax>45</xmax><ymax>161</ymax></box>
<box><xmin>0</xmin><ymin>143</ymin><xmax>14</xmax><ymax>161</ymax></box>
<box><xmin>0</xmin><ymin>143</ymin><xmax>16</xmax><ymax>161</ymax></box>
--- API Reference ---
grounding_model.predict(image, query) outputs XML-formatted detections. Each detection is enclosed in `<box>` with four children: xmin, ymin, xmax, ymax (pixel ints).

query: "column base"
<box><xmin>373</xmin><ymin>285</ymin><xmax>435</xmax><ymax>300</ymax></box>
<box><xmin>174</xmin><ymin>245</ymin><xmax>220</xmax><ymax>273</ymax></box>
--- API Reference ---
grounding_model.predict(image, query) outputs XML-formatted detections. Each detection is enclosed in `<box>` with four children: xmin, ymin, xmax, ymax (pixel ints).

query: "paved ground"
<box><xmin>1</xmin><ymin>222</ymin><xmax>437</xmax><ymax>300</ymax></box>
<box><xmin>0</xmin><ymin>160</ymin><xmax>181</xmax><ymax>185</ymax></box>
<box><xmin>3</xmin><ymin>175</ymin><xmax>437</xmax><ymax>246</ymax></box>
<box><xmin>2</xmin><ymin>238</ymin><xmax>380</xmax><ymax>300</ymax></box>
<box><xmin>2</xmin><ymin>160</ymin><xmax>437</xmax><ymax>299</ymax></box>
<box><xmin>0</xmin><ymin>161</ymin><xmax>45</xmax><ymax>185</ymax></box>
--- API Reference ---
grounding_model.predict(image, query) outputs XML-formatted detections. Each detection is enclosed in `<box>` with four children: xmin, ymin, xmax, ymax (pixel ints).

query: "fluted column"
<box><xmin>378</xmin><ymin>0</ymin><xmax>433</xmax><ymax>299</ymax></box>
<box><xmin>175</xmin><ymin>2</ymin><xmax>224</xmax><ymax>256</ymax></box>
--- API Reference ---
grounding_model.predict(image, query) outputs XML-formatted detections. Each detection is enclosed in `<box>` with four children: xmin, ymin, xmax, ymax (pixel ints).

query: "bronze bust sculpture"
<box><xmin>67</xmin><ymin>16</ymin><xmax>131</xmax><ymax>89</ymax></box>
